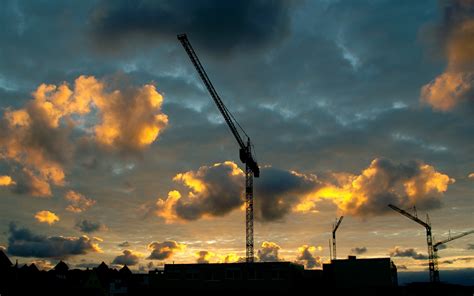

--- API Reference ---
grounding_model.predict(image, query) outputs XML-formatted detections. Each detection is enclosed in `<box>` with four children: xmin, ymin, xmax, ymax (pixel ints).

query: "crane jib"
<box><xmin>178</xmin><ymin>33</ymin><xmax>259</xmax><ymax>178</ymax></box>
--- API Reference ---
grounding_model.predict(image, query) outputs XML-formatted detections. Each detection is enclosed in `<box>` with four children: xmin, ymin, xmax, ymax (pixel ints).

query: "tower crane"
<box><xmin>178</xmin><ymin>34</ymin><xmax>260</xmax><ymax>263</ymax></box>
<box><xmin>331</xmin><ymin>216</ymin><xmax>344</xmax><ymax>260</ymax></box>
<box><xmin>433</xmin><ymin>229</ymin><xmax>473</xmax><ymax>281</ymax></box>
<box><xmin>434</xmin><ymin>230</ymin><xmax>473</xmax><ymax>252</ymax></box>
<box><xmin>388</xmin><ymin>204</ymin><xmax>438</xmax><ymax>282</ymax></box>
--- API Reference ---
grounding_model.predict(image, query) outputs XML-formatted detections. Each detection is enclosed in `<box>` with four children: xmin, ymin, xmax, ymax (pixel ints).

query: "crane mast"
<box><xmin>178</xmin><ymin>34</ymin><xmax>260</xmax><ymax>263</ymax></box>
<box><xmin>388</xmin><ymin>204</ymin><xmax>438</xmax><ymax>282</ymax></box>
<box><xmin>332</xmin><ymin>216</ymin><xmax>344</xmax><ymax>260</ymax></box>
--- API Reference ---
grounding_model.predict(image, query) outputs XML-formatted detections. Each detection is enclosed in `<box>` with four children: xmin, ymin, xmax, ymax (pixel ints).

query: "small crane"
<box><xmin>178</xmin><ymin>34</ymin><xmax>260</xmax><ymax>263</ymax></box>
<box><xmin>388</xmin><ymin>204</ymin><xmax>438</xmax><ymax>282</ymax></box>
<box><xmin>332</xmin><ymin>216</ymin><xmax>344</xmax><ymax>260</ymax></box>
<box><xmin>433</xmin><ymin>229</ymin><xmax>473</xmax><ymax>281</ymax></box>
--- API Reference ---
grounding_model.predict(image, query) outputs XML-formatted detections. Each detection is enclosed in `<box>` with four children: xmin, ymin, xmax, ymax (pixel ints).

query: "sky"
<box><xmin>0</xmin><ymin>0</ymin><xmax>473</xmax><ymax>281</ymax></box>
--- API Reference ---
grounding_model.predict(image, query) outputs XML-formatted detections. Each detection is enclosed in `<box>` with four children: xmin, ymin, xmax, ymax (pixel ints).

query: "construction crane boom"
<box><xmin>332</xmin><ymin>216</ymin><xmax>344</xmax><ymax>260</ymax></box>
<box><xmin>178</xmin><ymin>34</ymin><xmax>259</xmax><ymax>262</ymax></box>
<box><xmin>388</xmin><ymin>204</ymin><xmax>438</xmax><ymax>282</ymax></box>
<box><xmin>434</xmin><ymin>230</ymin><xmax>473</xmax><ymax>251</ymax></box>
<box><xmin>388</xmin><ymin>204</ymin><xmax>429</xmax><ymax>228</ymax></box>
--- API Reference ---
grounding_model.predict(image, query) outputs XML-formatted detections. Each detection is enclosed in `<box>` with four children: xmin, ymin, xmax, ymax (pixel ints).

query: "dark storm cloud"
<box><xmin>7</xmin><ymin>223</ymin><xmax>101</xmax><ymax>258</ymax></box>
<box><xmin>112</xmin><ymin>249</ymin><xmax>140</xmax><ymax>266</ymax></box>
<box><xmin>390</xmin><ymin>247</ymin><xmax>428</xmax><ymax>260</ymax></box>
<box><xmin>90</xmin><ymin>0</ymin><xmax>295</xmax><ymax>55</ymax></box>
<box><xmin>351</xmin><ymin>247</ymin><xmax>368</xmax><ymax>255</ymax></box>
<box><xmin>75</xmin><ymin>219</ymin><xmax>104</xmax><ymax>233</ymax></box>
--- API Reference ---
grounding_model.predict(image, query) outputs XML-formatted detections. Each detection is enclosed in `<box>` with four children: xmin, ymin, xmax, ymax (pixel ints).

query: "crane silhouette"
<box><xmin>178</xmin><ymin>34</ymin><xmax>260</xmax><ymax>262</ymax></box>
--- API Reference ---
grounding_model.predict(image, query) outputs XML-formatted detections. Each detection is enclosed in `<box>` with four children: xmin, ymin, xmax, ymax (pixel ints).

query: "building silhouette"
<box><xmin>0</xmin><ymin>250</ymin><xmax>472</xmax><ymax>295</ymax></box>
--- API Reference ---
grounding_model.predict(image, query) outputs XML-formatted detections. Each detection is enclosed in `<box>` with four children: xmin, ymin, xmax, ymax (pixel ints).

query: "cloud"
<box><xmin>65</xmin><ymin>190</ymin><xmax>96</xmax><ymax>213</ymax></box>
<box><xmin>468</xmin><ymin>173</ymin><xmax>474</xmax><ymax>179</ymax></box>
<box><xmin>34</xmin><ymin>210</ymin><xmax>59</xmax><ymax>225</ymax></box>
<box><xmin>0</xmin><ymin>175</ymin><xmax>15</xmax><ymax>186</ymax></box>
<box><xmin>421</xmin><ymin>72</ymin><xmax>474</xmax><ymax>111</ymax></box>
<box><xmin>390</xmin><ymin>247</ymin><xmax>428</xmax><ymax>260</ymax></box>
<box><xmin>220</xmin><ymin>253</ymin><xmax>245</xmax><ymax>263</ymax></box>
<box><xmin>89</xmin><ymin>0</ymin><xmax>294</xmax><ymax>56</ymax></box>
<box><xmin>154</xmin><ymin>158</ymin><xmax>453</xmax><ymax>222</ymax></box>
<box><xmin>155</xmin><ymin>162</ymin><xmax>321</xmax><ymax>222</ymax></box>
<box><xmin>351</xmin><ymin>247</ymin><xmax>368</xmax><ymax>255</ymax></box>
<box><xmin>296</xmin><ymin>158</ymin><xmax>454</xmax><ymax>217</ymax></box>
<box><xmin>147</xmin><ymin>240</ymin><xmax>185</xmax><ymax>260</ymax></box>
<box><xmin>438</xmin><ymin>257</ymin><xmax>472</xmax><ymax>265</ymax></box>
<box><xmin>196</xmin><ymin>250</ymin><xmax>214</xmax><ymax>264</ymax></box>
<box><xmin>75</xmin><ymin>219</ymin><xmax>105</xmax><ymax>233</ymax></box>
<box><xmin>112</xmin><ymin>249</ymin><xmax>140</xmax><ymax>266</ymax></box>
<box><xmin>296</xmin><ymin>245</ymin><xmax>321</xmax><ymax>269</ymax></box>
<box><xmin>27</xmin><ymin>259</ymin><xmax>54</xmax><ymax>271</ymax></box>
<box><xmin>257</xmin><ymin>241</ymin><xmax>281</xmax><ymax>262</ymax></box>
<box><xmin>7</xmin><ymin>223</ymin><xmax>102</xmax><ymax>258</ymax></box>
<box><xmin>155</xmin><ymin>162</ymin><xmax>244</xmax><ymax>222</ymax></box>
<box><xmin>118</xmin><ymin>241</ymin><xmax>130</xmax><ymax>248</ymax></box>
<box><xmin>0</xmin><ymin>75</ymin><xmax>168</xmax><ymax>197</ymax></box>
<box><xmin>421</xmin><ymin>0</ymin><xmax>474</xmax><ymax>111</ymax></box>
<box><xmin>398</xmin><ymin>265</ymin><xmax>408</xmax><ymax>270</ymax></box>
<box><xmin>467</xmin><ymin>243</ymin><xmax>474</xmax><ymax>250</ymax></box>
<box><xmin>254</xmin><ymin>167</ymin><xmax>321</xmax><ymax>221</ymax></box>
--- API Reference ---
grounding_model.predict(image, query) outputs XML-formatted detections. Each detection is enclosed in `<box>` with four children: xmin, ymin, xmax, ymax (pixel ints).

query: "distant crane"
<box><xmin>433</xmin><ymin>230</ymin><xmax>473</xmax><ymax>280</ymax></box>
<box><xmin>331</xmin><ymin>216</ymin><xmax>344</xmax><ymax>260</ymax></box>
<box><xmin>178</xmin><ymin>34</ymin><xmax>260</xmax><ymax>263</ymax></box>
<box><xmin>388</xmin><ymin>204</ymin><xmax>438</xmax><ymax>282</ymax></box>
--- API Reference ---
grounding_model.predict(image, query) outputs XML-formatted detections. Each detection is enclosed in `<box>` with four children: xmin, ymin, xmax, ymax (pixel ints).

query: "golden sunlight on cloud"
<box><xmin>147</xmin><ymin>240</ymin><xmax>186</xmax><ymax>260</ymax></box>
<box><xmin>421</xmin><ymin>72</ymin><xmax>473</xmax><ymax>111</ymax></box>
<box><xmin>196</xmin><ymin>250</ymin><xmax>215</xmax><ymax>263</ymax></box>
<box><xmin>421</xmin><ymin>1</ymin><xmax>474</xmax><ymax>110</ymax></box>
<box><xmin>34</xmin><ymin>210</ymin><xmax>60</xmax><ymax>225</ymax></box>
<box><xmin>154</xmin><ymin>158</ymin><xmax>453</xmax><ymax>222</ymax></box>
<box><xmin>155</xmin><ymin>162</ymin><xmax>244</xmax><ymax>222</ymax></box>
<box><xmin>0</xmin><ymin>175</ymin><xmax>15</xmax><ymax>186</ymax></box>
<box><xmin>0</xmin><ymin>75</ymin><xmax>168</xmax><ymax>197</ymax></box>
<box><xmin>295</xmin><ymin>158</ymin><xmax>454</xmax><ymax>217</ymax></box>
<box><xmin>296</xmin><ymin>245</ymin><xmax>322</xmax><ymax>269</ymax></box>
<box><xmin>468</xmin><ymin>172</ymin><xmax>474</xmax><ymax>179</ymax></box>
<box><xmin>155</xmin><ymin>190</ymin><xmax>182</xmax><ymax>223</ymax></box>
<box><xmin>65</xmin><ymin>190</ymin><xmax>96</xmax><ymax>213</ymax></box>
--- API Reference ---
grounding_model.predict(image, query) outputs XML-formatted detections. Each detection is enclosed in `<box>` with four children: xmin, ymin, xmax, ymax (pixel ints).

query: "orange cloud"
<box><xmin>0</xmin><ymin>175</ymin><xmax>15</xmax><ymax>186</ymax></box>
<box><xmin>258</xmin><ymin>241</ymin><xmax>282</xmax><ymax>262</ymax></box>
<box><xmin>155</xmin><ymin>162</ymin><xmax>244</xmax><ymax>222</ymax></box>
<box><xmin>296</xmin><ymin>245</ymin><xmax>322</xmax><ymax>269</ymax></box>
<box><xmin>421</xmin><ymin>72</ymin><xmax>473</xmax><ymax>111</ymax></box>
<box><xmin>196</xmin><ymin>250</ymin><xmax>215</xmax><ymax>263</ymax></box>
<box><xmin>155</xmin><ymin>190</ymin><xmax>182</xmax><ymax>223</ymax></box>
<box><xmin>295</xmin><ymin>158</ymin><xmax>454</xmax><ymax>217</ymax></box>
<box><xmin>65</xmin><ymin>190</ymin><xmax>96</xmax><ymax>213</ymax></box>
<box><xmin>0</xmin><ymin>75</ymin><xmax>168</xmax><ymax>197</ymax></box>
<box><xmin>34</xmin><ymin>210</ymin><xmax>60</xmax><ymax>225</ymax></box>
<box><xmin>147</xmin><ymin>240</ymin><xmax>186</xmax><ymax>260</ymax></box>
<box><xmin>421</xmin><ymin>1</ymin><xmax>474</xmax><ymax>110</ymax></box>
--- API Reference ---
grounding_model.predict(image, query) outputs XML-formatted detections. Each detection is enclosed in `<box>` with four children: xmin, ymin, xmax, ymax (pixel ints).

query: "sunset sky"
<box><xmin>0</xmin><ymin>0</ymin><xmax>473</xmax><ymax>279</ymax></box>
